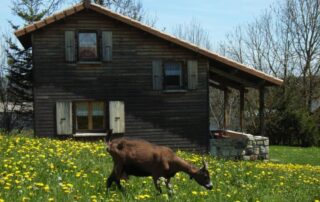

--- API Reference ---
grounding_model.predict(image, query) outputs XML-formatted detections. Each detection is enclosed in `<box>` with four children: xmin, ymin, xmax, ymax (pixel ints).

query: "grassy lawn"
<box><xmin>270</xmin><ymin>146</ymin><xmax>320</xmax><ymax>166</ymax></box>
<box><xmin>0</xmin><ymin>134</ymin><xmax>319</xmax><ymax>202</ymax></box>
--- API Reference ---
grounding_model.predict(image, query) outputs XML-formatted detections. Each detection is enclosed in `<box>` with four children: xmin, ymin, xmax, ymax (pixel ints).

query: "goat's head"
<box><xmin>191</xmin><ymin>160</ymin><xmax>213</xmax><ymax>190</ymax></box>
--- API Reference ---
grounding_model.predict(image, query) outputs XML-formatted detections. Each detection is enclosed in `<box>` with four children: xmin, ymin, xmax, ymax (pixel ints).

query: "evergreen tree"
<box><xmin>5</xmin><ymin>0</ymin><xmax>64</xmax><ymax>105</ymax></box>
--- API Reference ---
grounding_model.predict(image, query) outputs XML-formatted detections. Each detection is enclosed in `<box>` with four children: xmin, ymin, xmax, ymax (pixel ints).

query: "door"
<box><xmin>109</xmin><ymin>101</ymin><xmax>125</xmax><ymax>133</ymax></box>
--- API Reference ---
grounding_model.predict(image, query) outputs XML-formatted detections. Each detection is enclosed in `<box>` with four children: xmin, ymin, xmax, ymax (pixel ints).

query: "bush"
<box><xmin>265</xmin><ymin>109</ymin><xmax>319</xmax><ymax>146</ymax></box>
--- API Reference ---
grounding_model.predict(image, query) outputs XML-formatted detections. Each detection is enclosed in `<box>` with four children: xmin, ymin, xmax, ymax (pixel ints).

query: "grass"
<box><xmin>0</xmin><ymin>134</ymin><xmax>319</xmax><ymax>202</ymax></box>
<box><xmin>270</xmin><ymin>146</ymin><xmax>320</xmax><ymax>166</ymax></box>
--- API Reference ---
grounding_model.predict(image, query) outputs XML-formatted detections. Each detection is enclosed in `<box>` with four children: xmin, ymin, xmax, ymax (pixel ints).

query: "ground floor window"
<box><xmin>75</xmin><ymin>101</ymin><xmax>105</xmax><ymax>132</ymax></box>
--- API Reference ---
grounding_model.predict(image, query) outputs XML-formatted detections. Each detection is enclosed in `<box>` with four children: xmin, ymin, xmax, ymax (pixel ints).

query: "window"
<box><xmin>75</xmin><ymin>101</ymin><xmax>105</xmax><ymax>131</ymax></box>
<box><xmin>164</xmin><ymin>62</ymin><xmax>183</xmax><ymax>89</ymax></box>
<box><xmin>78</xmin><ymin>32</ymin><xmax>98</xmax><ymax>61</ymax></box>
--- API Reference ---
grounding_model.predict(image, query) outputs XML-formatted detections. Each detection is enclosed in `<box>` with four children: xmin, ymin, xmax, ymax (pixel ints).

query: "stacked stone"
<box><xmin>209</xmin><ymin>133</ymin><xmax>269</xmax><ymax>161</ymax></box>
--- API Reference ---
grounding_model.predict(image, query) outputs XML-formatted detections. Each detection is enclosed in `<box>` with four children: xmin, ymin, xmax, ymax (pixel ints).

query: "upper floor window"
<box><xmin>78</xmin><ymin>32</ymin><xmax>98</xmax><ymax>61</ymax></box>
<box><xmin>164</xmin><ymin>62</ymin><xmax>183</xmax><ymax>89</ymax></box>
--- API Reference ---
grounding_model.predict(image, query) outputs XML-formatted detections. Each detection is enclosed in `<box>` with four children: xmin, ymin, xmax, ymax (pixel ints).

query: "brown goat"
<box><xmin>105</xmin><ymin>131</ymin><xmax>213</xmax><ymax>193</ymax></box>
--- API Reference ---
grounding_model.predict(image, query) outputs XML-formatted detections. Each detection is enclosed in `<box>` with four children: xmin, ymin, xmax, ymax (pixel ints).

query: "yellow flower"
<box><xmin>35</xmin><ymin>182</ymin><xmax>44</xmax><ymax>187</ymax></box>
<box><xmin>22</xmin><ymin>197</ymin><xmax>30</xmax><ymax>202</ymax></box>
<box><xmin>192</xmin><ymin>191</ymin><xmax>198</xmax><ymax>195</ymax></box>
<box><xmin>44</xmin><ymin>185</ymin><xmax>50</xmax><ymax>192</ymax></box>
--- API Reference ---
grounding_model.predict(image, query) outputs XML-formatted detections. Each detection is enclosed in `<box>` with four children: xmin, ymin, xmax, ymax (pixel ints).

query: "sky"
<box><xmin>0</xmin><ymin>0</ymin><xmax>275</xmax><ymax>47</ymax></box>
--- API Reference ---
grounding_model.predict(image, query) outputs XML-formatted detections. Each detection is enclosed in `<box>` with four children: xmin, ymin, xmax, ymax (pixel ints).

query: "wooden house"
<box><xmin>14</xmin><ymin>1</ymin><xmax>283</xmax><ymax>151</ymax></box>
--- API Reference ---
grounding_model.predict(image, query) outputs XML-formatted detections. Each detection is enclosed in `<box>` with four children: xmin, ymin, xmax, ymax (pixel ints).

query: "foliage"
<box><xmin>2</xmin><ymin>0</ymin><xmax>64</xmax><ymax>133</ymax></box>
<box><xmin>265</xmin><ymin>108</ymin><xmax>319</xmax><ymax>147</ymax></box>
<box><xmin>0</xmin><ymin>135</ymin><xmax>319</xmax><ymax>202</ymax></box>
<box><xmin>215</xmin><ymin>0</ymin><xmax>320</xmax><ymax>146</ymax></box>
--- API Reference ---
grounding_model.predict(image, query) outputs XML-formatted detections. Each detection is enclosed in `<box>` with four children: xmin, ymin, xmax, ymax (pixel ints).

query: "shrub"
<box><xmin>265</xmin><ymin>109</ymin><xmax>319</xmax><ymax>146</ymax></box>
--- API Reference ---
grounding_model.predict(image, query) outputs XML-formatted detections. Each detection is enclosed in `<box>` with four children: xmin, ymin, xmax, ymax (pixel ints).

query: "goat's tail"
<box><xmin>105</xmin><ymin>129</ymin><xmax>113</xmax><ymax>146</ymax></box>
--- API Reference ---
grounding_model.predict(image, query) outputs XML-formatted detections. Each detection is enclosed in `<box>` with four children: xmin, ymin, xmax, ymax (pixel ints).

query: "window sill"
<box><xmin>163</xmin><ymin>89</ymin><xmax>188</xmax><ymax>93</ymax></box>
<box><xmin>73</xmin><ymin>133</ymin><xmax>106</xmax><ymax>137</ymax></box>
<box><xmin>77</xmin><ymin>61</ymin><xmax>102</xmax><ymax>65</ymax></box>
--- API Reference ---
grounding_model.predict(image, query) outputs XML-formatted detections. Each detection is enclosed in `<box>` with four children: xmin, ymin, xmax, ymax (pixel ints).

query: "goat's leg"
<box><xmin>107</xmin><ymin>174</ymin><xmax>115</xmax><ymax>191</ymax></box>
<box><xmin>107</xmin><ymin>168</ymin><xmax>124</xmax><ymax>192</ymax></box>
<box><xmin>165</xmin><ymin>178</ymin><xmax>173</xmax><ymax>195</ymax></box>
<box><xmin>152</xmin><ymin>177</ymin><xmax>162</xmax><ymax>194</ymax></box>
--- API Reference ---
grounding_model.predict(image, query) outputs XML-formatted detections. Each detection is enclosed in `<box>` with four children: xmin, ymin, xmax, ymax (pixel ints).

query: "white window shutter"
<box><xmin>188</xmin><ymin>60</ymin><xmax>198</xmax><ymax>89</ymax></box>
<box><xmin>152</xmin><ymin>60</ymin><xmax>163</xmax><ymax>90</ymax></box>
<box><xmin>56</xmin><ymin>101</ymin><xmax>73</xmax><ymax>135</ymax></box>
<box><xmin>109</xmin><ymin>101</ymin><xmax>125</xmax><ymax>133</ymax></box>
<box><xmin>102</xmin><ymin>31</ymin><xmax>112</xmax><ymax>61</ymax></box>
<box><xmin>65</xmin><ymin>31</ymin><xmax>75</xmax><ymax>62</ymax></box>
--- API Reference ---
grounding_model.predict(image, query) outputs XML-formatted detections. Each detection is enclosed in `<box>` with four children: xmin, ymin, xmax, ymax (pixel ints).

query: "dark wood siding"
<box><xmin>32</xmin><ymin>10</ymin><xmax>209</xmax><ymax>151</ymax></box>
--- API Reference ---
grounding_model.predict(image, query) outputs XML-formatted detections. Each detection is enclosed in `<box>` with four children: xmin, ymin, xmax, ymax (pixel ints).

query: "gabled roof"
<box><xmin>14</xmin><ymin>2</ymin><xmax>283</xmax><ymax>86</ymax></box>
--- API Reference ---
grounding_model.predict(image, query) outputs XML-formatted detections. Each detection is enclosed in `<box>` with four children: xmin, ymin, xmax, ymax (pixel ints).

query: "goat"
<box><xmin>105</xmin><ymin>130</ymin><xmax>213</xmax><ymax>194</ymax></box>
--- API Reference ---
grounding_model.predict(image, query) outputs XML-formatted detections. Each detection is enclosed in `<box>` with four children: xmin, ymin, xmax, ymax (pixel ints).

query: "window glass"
<box><xmin>75</xmin><ymin>101</ymin><xmax>105</xmax><ymax>131</ymax></box>
<box><xmin>76</xmin><ymin>102</ymin><xmax>89</xmax><ymax>130</ymax></box>
<box><xmin>92</xmin><ymin>102</ymin><xmax>104</xmax><ymax>130</ymax></box>
<box><xmin>164</xmin><ymin>62</ymin><xmax>182</xmax><ymax>88</ymax></box>
<box><xmin>78</xmin><ymin>32</ymin><xmax>97</xmax><ymax>60</ymax></box>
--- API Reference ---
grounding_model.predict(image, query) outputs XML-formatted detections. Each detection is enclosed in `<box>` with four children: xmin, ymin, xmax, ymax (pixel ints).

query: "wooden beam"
<box><xmin>224</xmin><ymin>88</ymin><xmax>229</xmax><ymax>130</ymax></box>
<box><xmin>209</xmin><ymin>80</ymin><xmax>230</xmax><ymax>92</ymax></box>
<box><xmin>240</xmin><ymin>89</ymin><xmax>245</xmax><ymax>132</ymax></box>
<box><xmin>210</xmin><ymin>74</ymin><xmax>245</xmax><ymax>91</ymax></box>
<box><xmin>259</xmin><ymin>86</ymin><xmax>265</xmax><ymax>136</ymax></box>
<box><xmin>210</xmin><ymin>68</ymin><xmax>257</xmax><ymax>87</ymax></box>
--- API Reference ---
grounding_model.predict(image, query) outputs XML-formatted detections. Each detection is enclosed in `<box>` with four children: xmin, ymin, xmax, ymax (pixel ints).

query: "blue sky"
<box><xmin>0</xmin><ymin>0</ymin><xmax>275</xmax><ymax>46</ymax></box>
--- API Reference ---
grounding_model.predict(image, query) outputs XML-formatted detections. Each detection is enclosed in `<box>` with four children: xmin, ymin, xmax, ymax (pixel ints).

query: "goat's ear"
<box><xmin>202</xmin><ymin>159</ymin><xmax>208</xmax><ymax>170</ymax></box>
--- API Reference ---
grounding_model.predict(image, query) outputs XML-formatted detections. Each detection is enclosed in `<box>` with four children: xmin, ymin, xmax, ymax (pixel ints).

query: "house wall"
<box><xmin>32</xmin><ymin>9</ymin><xmax>209</xmax><ymax>151</ymax></box>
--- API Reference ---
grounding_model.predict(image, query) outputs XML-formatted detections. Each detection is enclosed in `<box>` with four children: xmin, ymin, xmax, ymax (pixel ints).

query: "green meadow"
<box><xmin>0</xmin><ymin>134</ymin><xmax>319</xmax><ymax>202</ymax></box>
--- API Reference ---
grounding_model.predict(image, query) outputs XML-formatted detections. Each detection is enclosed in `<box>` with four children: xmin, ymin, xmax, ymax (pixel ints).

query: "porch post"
<box><xmin>223</xmin><ymin>88</ymin><xmax>229</xmax><ymax>130</ymax></box>
<box><xmin>259</xmin><ymin>86</ymin><xmax>265</xmax><ymax>136</ymax></box>
<box><xmin>240</xmin><ymin>89</ymin><xmax>244</xmax><ymax>132</ymax></box>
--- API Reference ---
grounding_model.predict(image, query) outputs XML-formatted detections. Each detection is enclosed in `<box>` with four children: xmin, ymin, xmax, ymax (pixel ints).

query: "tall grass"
<box><xmin>0</xmin><ymin>134</ymin><xmax>319</xmax><ymax>202</ymax></box>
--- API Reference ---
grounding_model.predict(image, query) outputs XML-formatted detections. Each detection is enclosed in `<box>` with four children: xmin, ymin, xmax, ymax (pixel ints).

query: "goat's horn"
<box><xmin>202</xmin><ymin>159</ymin><xmax>208</xmax><ymax>169</ymax></box>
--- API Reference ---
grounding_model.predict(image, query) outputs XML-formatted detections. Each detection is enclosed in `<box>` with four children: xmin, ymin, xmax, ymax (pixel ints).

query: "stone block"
<box><xmin>253</xmin><ymin>147</ymin><xmax>260</xmax><ymax>155</ymax></box>
<box><xmin>259</xmin><ymin>146</ymin><xmax>266</xmax><ymax>154</ymax></box>
<box><xmin>250</xmin><ymin>155</ymin><xmax>258</xmax><ymax>160</ymax></box>
<box><xmin>222</xmin><ymin>149</ymin><xmax>230</xmax><ymax>157</ymax></box>
<box><xmin>245</xmin><ymin>146</ymin><xmax>253</xmax><ymax>155</ymax></box>
<box><xmin>243</xmin><ymin>155</ymin><xmax>251</xmax><ymax>161</ymax></box>
<box><xmin>210</xmin><ymin>146</ymin><xmax>217</xmax><ymax>156</ymax></box>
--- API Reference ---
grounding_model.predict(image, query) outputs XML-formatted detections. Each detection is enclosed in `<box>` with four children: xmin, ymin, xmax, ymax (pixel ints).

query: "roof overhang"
<box><xmin>14</xmin><ymin>2</ymin><xmax>283</xmax><ymax>87</ymax></box>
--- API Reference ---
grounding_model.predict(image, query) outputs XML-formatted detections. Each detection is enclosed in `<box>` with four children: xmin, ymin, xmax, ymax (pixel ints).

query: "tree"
<box><xmin>3</xmin><ymin>0</ymin><xmax>64</xmax><ymax>133</ymax></box>
<box><xmin>172</xmin><ymin>19</ymin><xmax>212</xmax><ymax>50</ymax></box>
<box><xmin>0</xmin><ymin>35</ymin><xmax>21</xmax><ymax>133</ymax></box>
<box><xmin>217</xmin><ymin>0</ymin><xmax>320</xmax><ymax>146</ymax></box>
<box><xmin>84</xmin><ymin>0</ymin><xmax>157</xmax><ymax>26</ymax></box>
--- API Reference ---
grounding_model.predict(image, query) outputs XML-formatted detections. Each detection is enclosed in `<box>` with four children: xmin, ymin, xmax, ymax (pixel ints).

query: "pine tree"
<box><xmin>5</xmin><ymin>0</ymin><xmax>64</xmax><ymax>105</ymax></box>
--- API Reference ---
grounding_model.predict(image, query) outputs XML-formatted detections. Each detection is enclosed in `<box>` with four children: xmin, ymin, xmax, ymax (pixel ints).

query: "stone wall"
<box><xmin>209</xmin><ymin>133</ymin><xmax>269</xmax><ymax>160</ymax></box>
